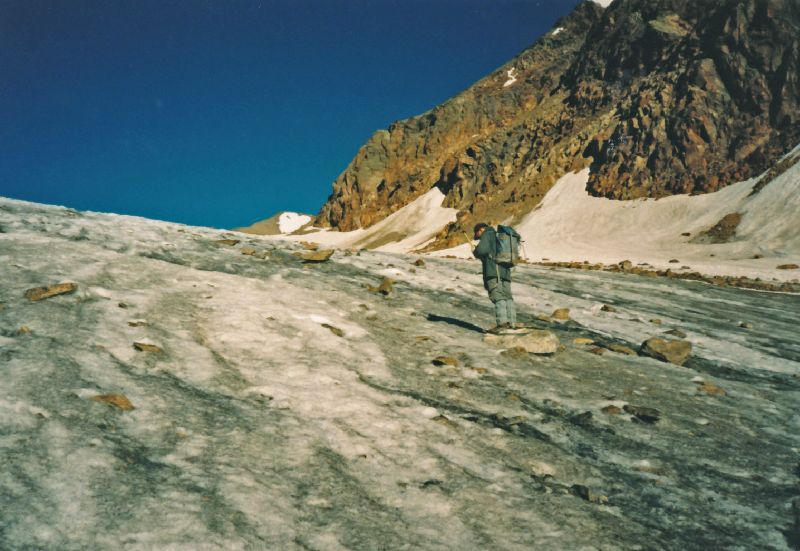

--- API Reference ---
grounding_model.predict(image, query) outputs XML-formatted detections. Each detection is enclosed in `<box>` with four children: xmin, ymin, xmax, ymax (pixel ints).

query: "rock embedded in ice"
<box><xmin>321</xmin><ymin>323</ymin><xmax>344</xmax><ymax>338</ymax></box>
<box><xmin>623</xmin><ymin>404</ymin><xmax>661</xmax><ymax>423</ymax></box>
<box><xmin>240</xmin><ymin>246</ymin><xmax>258</xmax><ymax>256</ymax></box>
<box><xmin>664</xmin><ymin>328</ymin><xmax>687</xmax><ymax>338</ymax></box>
<box><xmin>24</xmin><ymin>282</ymin><xmax>78</xmax><ymax>301</ymax></box>
<box><xmin>551</xmin><ymin>308</ymin><xmax>570</xmax><ymax>321</ymax></box>
<box><xmin>777</xmin><ymin>263</ymin><xmax>799</xmax><ymax>270</ymax></box>
<box><xmin>295</xmin><ymin>249</ymin><xmax>334</xmax><ymax>263</ymax></box>
<box><xmin>607</xmin><ymin>343</ymin><xmax>637</xmax><ymax>356</ymax></box>
<box><xmin>368</xmin><ymin>277</ymin><xmax>395</xmax><ymax>295</ymax></box>
<box><xmin>601</xmin><ymin>405</ymin><xmax>622</xmax><ymax>415</ymax></box>
<box><xmin>432</xmin><ymin>356</ymin><xmax>459</xmax><ymax>367</ymax></box>
<box><xmin>300</xmin><ymin>241</ymin><xmax>319</xmax><ymax>251</ymax></box>
<box><xmin>600</xmin><ymin>304</ymin><xmax>617</xmax><ymax>313</ymax></box>
<box><xmin>133</xmin><ymin>341</ymin><xmax>163</xmax><ymax>353</ymax></box>
<box><xmin>739</xmin><ymin>322</ymin><xmax>753</xmax><ymax>329</ymax></box>
<box><xmin>90</xmin><ymin>394</ymin><xmax>135</xmax><ymax>411</ymax></box>
<box><xmin>127</xmin><ymin>320</ymin><xmax>148</xmax><ymax>327</ymax></box>
<box><xmin>696</xmin><ymin>382</ymin><xmax>726</xmax><ymax>396</ymax></box>
<box><xmin>413</xmin><ymin>258</ymin><xmax>425</xmax><ymax>267</ymax></box>
<box><xmin>573</xmin><ymin>338</ymin><xmax>594</xmax><ymax>345</ymax></box>
<box><xmin>639</xmin><ymin>337</ymin><xmax>692</xmax><ymax>366</ymax></box>
<box><xmin>484</xmin><ymin>330</ymin><xmax>559</xmax><ymax>355</ymax></box>
<box><xmin>213</xmin><ymin>239</ymin><xmax>240</xmax><ymax>246</ymax></box>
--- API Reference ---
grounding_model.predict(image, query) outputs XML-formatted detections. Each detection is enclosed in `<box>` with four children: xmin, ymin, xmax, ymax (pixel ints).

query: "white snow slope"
<box><xmin>1</xmin><ymin>196</ymin><xmax>798</xmax><ymax>549</ymax></box>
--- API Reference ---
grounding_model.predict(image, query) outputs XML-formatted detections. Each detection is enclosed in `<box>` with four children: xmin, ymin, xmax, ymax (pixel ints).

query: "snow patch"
<box><xmin>552</xmin><ymin>27</ymin><xmax>565</xmax><ymax>36</ymax></box>
<box><xmin>503</xmin><ymin>68</ymin><xmax>518</xmax><ymax>87</ymax></box>
<box><xmin>591</xmin><ymin>0</ymin><xmax>614</xmax><ymax>7</ymax></box>
<box><xmin>278</xmin><ymin>212</ymin><xmax>311</xmax><ymax>234</ymax></box>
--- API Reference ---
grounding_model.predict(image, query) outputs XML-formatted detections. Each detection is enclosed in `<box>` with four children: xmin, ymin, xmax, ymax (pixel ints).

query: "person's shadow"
<box><xmin>425</xmin><ymin>313</ymin><xmax>485</xmax><ymax>334</ymax></box>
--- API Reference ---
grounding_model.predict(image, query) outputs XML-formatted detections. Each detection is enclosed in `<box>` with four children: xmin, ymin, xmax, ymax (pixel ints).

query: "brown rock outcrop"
<box><xmin>314</xmin><ymin>0</ymin><xmax>800</xmax><ymax>250</ymax></box>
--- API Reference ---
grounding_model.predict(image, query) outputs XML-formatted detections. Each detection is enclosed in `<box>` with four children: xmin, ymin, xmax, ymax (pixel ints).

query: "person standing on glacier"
<box><xmin>472</xmin><ymin>222</ymin><xmax>519</xmax><ymax>333</ymax></box>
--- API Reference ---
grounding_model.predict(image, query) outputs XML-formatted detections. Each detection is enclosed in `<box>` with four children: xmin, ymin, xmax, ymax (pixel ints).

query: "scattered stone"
<box><xmin>664</xmin><ymin>329</ymin><xmax>687</xmax><ymax>338</ymax></box>
<box><xmin>569</xmin><ymin>411</ymin><xmax>593</xmax><ymax>426</ymax></box>
<box><xmin>368</xmin><ymin>277</ymin><xmax>395</xmax><ymax>295</ymax></box>
<box><xmin>133</xmin><ymin>341</ymin><xmax>163</xmax><ymax>353</ymax></box>
<box><xmin>696</xmin><ymin>382</ymin><xmax>726</xmax><ymax>396</ymax></box>
<box><xmin>295</xmin><ymin>249</ymin><xmax>335</xmax><ymax>263</ymax></box>
<box><xmin>600</xmin><ymin>305</ymin><xmax>617</xmax><ymax>313</ymax></box>
<box><xmin>753</xmin><ymin>254</ymin><xmax>763</xmax><ymax>259</ymax></box>
<box><xmin>484</xmin><ymin>330</ymin><xmax>559</xmax><ymax>354</ymax></box>
<box><xmin>413</xmin><ymin>258</ymin><xmax>425</xmax><ymax>267</ymax></box>
<box><xmin>739</xmin><ymin>322</ymin><xmax>753</xmax><ymax>329</ymax></box>
<box><xmin>623</xmin><ymin>404</ymin><xmax>661</xmax><ymax>423</ymax></box>
<box><xmin>777</xmin><ymin>264</ymin><xmax>799</xmax><ymax>270</ymax></box>
<box><xmin>432</xmin><ymin>356</ymin><xmax>459</xmax><ymax>367</ymax></box>
<box><xmin>470</xmin><ymin>367</ymin><xmax>488</xmax><ymax>375</ymax></box>
<box><xmin>24</xmin><ymin>282</ymin><xmax>78</xmax><ymax>301</ymax></box>
<box><xmin>214</xmin><ymin>239</ymin><xmax>240</xmax><ymax>246</ymax></box>
<box><xmin>639</xmin><ymin>337</ymin><xmax>692</xmax><ymax>366</ymax></box>
<box><xmin>569</xmin><ymin>484</ymin><xmax>608</xmax><ymax>504</ymax></box>
<box><xmin>301</xmin><ymin>241</ymin><xmax>319</xmax><ymax>251</ymax></box>
<box><xmin>118</xmin><ymin>302</ymin><xmax>129</xmax><ymax>309</ymax></box>
<box><xmin>501</xmin><ymin>346</ymin><xmax>529</xmax><ymax>360</ymax></box>
<box><xmin>619</xmin><ymin>260</ymin><xmax>634</xmax><ymax>271</ymax></box>
<box><xmin>240</xmin><ymin>246</ymin><xmax>258</xmax><ymax>256</ymax></box>
<box><xmin>506</xmin><ymin>393</ymin><xmax>521</xmax><ymax>402</ymax></box>
<box><xmin>681</xmin><ymin>232</ymin><xmax>691</xmax><ymax>237</ymax></box>
<box><xmin>668</xmin><ymin>259</ymin><xmax>680</xmax><ymax>263</ymax></box>
<box><xmin>601</xmin><ymin>405</ymin><xmax>622</xmax><ymax>415</ymax></box>
<box><xmin>432</xmin><ymin>415</ymin><xmax>458</xmax><ymax>428</ymax></box>
<box><xmin>415</xmin><ymin>336</ymin><xmax>433</xmax><ymax>342</ymax></box>
<box><xmin>536</xmin><ymin>314</ymin><xmax>551</xmax><ymax>322</ymax></box>
<box><xmin>608</xmin><ymin>344</ymin><xmax>637</xmax><ymax>356</ymax></box>
<box><xmin>573</xmin><ymin>338</ymin><xmax>594</xmax><ymax>345</ymax></box>
<box><xmin>321</xmin><ymin>323</ymin><xmax>344</xmax><ymax>337</ymax></box>
<box><xmin>649</xmin><ymin>318</ymin><xmax>662</xmax><ymax>325</ymax></box>
<box><xmin>551</xmin><ymin>308</ymin><xmax>570</xmax><ymax>321</ymax></box>
<box><xmin>91</xmin><ymin>394</ymin><xmax>135</xmax><ymax>411</ymax></box>
<box><xmin>590</xmin><ymin>347</ymin><xmax>605</xmax><ymax>355</ymax></box>
<box><xmin>127</xmin><ymin>320</ymin><xmax>148</xmax><ymax>327</ymax></box>
<box><xmin>18</xmin><ymin>325</ymin><xmax>32</xmax><ymax>334</ymax></box>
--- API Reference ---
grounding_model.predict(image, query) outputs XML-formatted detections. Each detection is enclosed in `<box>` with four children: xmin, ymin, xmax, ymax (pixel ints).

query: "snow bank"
<box><xmin>277</xmin><ymin>212</ymin><xmax>311</xmax><ymax>234</ymax></box>
<box><xmin>283</xmin><ymin>187</ymin><xmax>458</xmax><ymax>253</ymax></box>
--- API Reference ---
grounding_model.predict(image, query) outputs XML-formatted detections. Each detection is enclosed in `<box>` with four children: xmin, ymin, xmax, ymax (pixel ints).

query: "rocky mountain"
<box><xmin>314</xmin><ymin>0</ymin><xmax>800</xmax><ymax>250</ymax></box>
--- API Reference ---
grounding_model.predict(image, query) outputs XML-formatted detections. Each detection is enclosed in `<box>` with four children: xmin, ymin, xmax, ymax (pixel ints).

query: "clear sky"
<box><xmin>1</xmin><ymin>0</ymin><xmax>584</xmax><ymax>229</ymax></box>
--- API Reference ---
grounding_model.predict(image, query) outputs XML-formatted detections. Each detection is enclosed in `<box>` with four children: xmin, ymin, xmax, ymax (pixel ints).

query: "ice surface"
<box><xmin>0</xmin><ymin>195</ymin><xmax>798</xmax><ymax>550</ymax></box>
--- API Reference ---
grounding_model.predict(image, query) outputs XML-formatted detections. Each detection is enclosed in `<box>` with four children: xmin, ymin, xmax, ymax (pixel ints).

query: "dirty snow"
<box><xmin>1</xmin><ymin>194</ymin><xmax>798</xmax><ymax>550</ymax></box>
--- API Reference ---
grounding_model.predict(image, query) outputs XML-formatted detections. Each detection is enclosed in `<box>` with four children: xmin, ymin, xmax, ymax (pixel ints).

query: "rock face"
<box><xmin>315</xmin><ymin>0</ymin><xmax>800</xmax><ymax>250</ymax></box>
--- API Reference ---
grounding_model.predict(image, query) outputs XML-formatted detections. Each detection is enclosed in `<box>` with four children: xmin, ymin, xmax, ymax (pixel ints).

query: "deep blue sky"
<box><xmin>1</xmin><ymin>0</ymin><xmax>583</xmax><ymax>229</ymax></box>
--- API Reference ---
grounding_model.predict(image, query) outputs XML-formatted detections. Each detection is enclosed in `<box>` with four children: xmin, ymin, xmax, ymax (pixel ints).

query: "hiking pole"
<box><xmin>462</xmin><ymin>231</ymin><xmax>476</xmax><ymax>253</ymax></box>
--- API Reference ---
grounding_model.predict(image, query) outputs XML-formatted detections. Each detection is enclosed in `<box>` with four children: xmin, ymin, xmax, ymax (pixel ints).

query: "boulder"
<box><xmin>295</xmin><ymin>249</ymin><xmax>334</xmax><ymax>263</ymax></box>
<box><xmin>484</xmin><ymin>330</ymin><xmax>559</xmax><ymax>354</ymax></box>
<box><xmin>24</xmin><ymin>282</ymin><xmax>78</xmax><ymax>301</ymax></box>
<box><xmin>639</xmin><ymin>337</ymin><xmax>692</xmax><ymax>366</ymax></box>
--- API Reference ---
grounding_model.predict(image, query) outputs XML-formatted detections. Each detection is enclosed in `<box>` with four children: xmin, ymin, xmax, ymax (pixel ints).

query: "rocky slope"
<box><xmin>315</xmin><ymin>0</ymin><xmax>800</xmax><ymax>250</ymax></box>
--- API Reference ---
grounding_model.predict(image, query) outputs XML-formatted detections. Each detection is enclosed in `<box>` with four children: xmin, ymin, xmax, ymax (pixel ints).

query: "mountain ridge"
<box><xmin>314</xmin><ymin>0</ymin><xmax>800</xmax><ymax>251</ymax></box>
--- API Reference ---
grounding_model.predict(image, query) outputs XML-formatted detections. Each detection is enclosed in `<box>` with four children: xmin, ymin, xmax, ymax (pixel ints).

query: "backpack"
<box><xmin>494</xmin><ymin>225</ymin><xmax>521</xmax><ymax>267</ymax></box>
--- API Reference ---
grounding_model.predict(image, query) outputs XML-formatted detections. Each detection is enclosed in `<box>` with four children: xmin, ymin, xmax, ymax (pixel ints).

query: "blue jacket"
<box><xmin>473</xmin><ymin>227</ymin><xmax>511</xmax><ymax>288</ymax></box>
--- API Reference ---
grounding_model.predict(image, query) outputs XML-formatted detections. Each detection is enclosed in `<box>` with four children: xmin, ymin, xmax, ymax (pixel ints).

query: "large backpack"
<box><xmin>494</xmin><ymin>225</ymin><xmax>521</xmax><ymax>267</ymax></box>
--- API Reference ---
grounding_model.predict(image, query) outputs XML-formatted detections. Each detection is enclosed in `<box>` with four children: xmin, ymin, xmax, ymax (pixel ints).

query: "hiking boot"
<box><xmin>487</xmin><ymin>323</ymin><xmax>512</xmax><ymax>334</ymax></box>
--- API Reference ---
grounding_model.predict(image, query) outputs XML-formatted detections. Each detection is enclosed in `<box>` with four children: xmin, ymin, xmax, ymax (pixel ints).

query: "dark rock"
<box><xmin>639</xmin><ymin>337</ymin><xmax>692</xmax><ymax>366</ymax></box>
<box><xmin>432</xmin><ymin>356</ymin><xmax>459</xmax><ymax>367</ymax></box>
<box><xmin>413</xmin><ymin>258</ymin><xmax>425</xmax><ymax>267</ymax></box>
<box><xmin>623</xmin><ymin>404</ymin><xmax>661</xmax><ymax>424</ymax></box>
<box><xmin>321</xmin><ymin>323</ymin><xmax>344</xmax><ymax>337</ymax></box>
<box><xmin>664</xmin><ymin>329</ymin><xmax>687</xmax><ymax>338</ymax></box>
<box><xmin>777</xmin><ymin>264</ymin><xmax>799</xmax><ymax>270</ymax></box>
<box><xmin>133</xmin><ymin>341</ymin><xmax>163</xmax><ymax>353</ymax></box>
<box><xmin>600</xmin><ymin>304</ymin><xmax>617</xmax><ymax>313</ymax></box>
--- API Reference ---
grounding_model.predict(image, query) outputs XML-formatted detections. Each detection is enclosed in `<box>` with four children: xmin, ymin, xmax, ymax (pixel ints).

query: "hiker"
<box><xmin>472</xmin><ymin>222</ymin><xmax>520</xmax><ymax>332</ymax></box>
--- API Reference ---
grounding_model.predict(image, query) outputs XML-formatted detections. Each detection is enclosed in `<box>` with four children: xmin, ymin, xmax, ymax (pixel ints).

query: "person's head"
<box><xmin>473</xmin><ymin>222</ymin><xmax>490</xmax><ymax>239</ymax></box>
